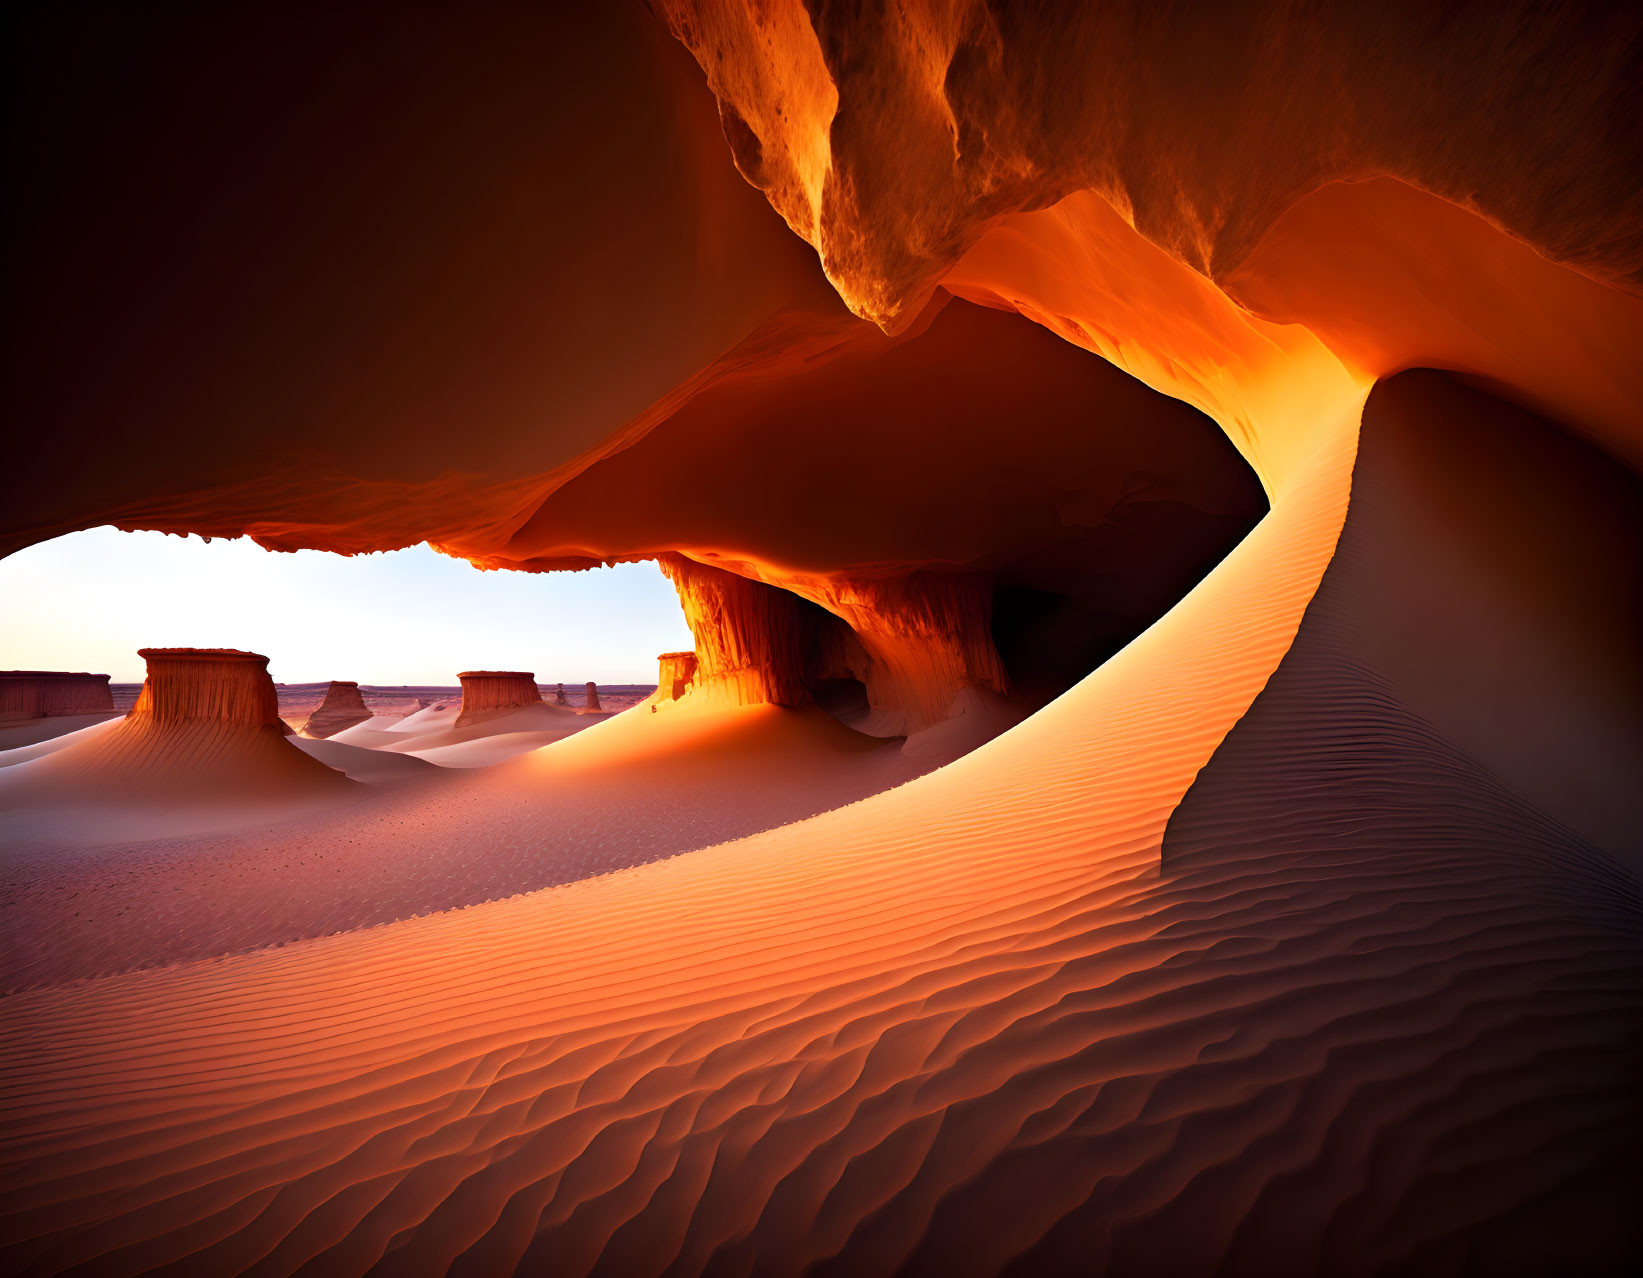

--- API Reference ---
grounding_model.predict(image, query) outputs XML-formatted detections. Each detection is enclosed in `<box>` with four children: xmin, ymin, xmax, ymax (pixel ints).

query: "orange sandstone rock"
<box><xmin>0</xmin><ymin>671</ymin><xmax>114</xmax><ymax>721</ymax></box>
<box><xmin>455</xmin><ymin>671</ymin><xmax>543</xmax><ymax>727</ymax></box>
<box><xmin>658</xmin><ymin>0</ymin><xmax>1643</xmax><ymax>320</ymax></box>
<box><xmin>659</xmin><ymin>555</ymin><xmax>814</xmax><ymax>708</ymax></box>
<box><xmin>655</xmin><ymin>652</ymin><xmax>698</xmax><ymax>703</ymax></box>
<box><xmin>487</xmin><ymin>294</ymin><xmax>1264</xmax><ymax>729</ymax></box>
<box><xmin>584</xmin><ymin>682</ymin><xmax>602</xmax><ymax>711</ymax></box>
<box><xmin>15</xmin><ymin>648</ymin><xmax>352</xmax><ymax>800</ymax></box>
<box><xmin>130</xmin><ymin>649</ymin><xmax>283</xmax><ymax>727</ymax></box>
<box><xmin>5</xmin><ymin>0</ymin><xmax>1639</xmax><ymax>577</ymax></box>
<box><xmin>2</xmin><ymin>3</ymin><xmax>842</xmax><ymax>561</ymax></box>
<box><xmin>797</xmin><ymin>572</ymin><xmax>1007</xmax><ymax>735</ymax></box>
<box><xmin>302</xmin><ymin>681</ymin><xmax>372</xmax><ymax>739</ymax></box>
<box><xmin>657</xmin><ymin>554</ymin><xmax>1008</xmax><ymax>732</ymax></box>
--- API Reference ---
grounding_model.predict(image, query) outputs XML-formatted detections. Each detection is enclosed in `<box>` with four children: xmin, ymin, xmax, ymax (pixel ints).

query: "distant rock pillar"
<box><xmin>585</xmin><ymin>681</ymin><xmax>602</xmax><ymax>710</ymax></box>
<box><xmin>456</xmin><ymin>670</ymin><xmax>542</xmax><ymax>726</ymax></box>
<box><xmin>555</xmin><ymin>682</ymin><xmax>568</xmax><ymax>706</ymax></box>
<box><xmin>0</xmin><ymin>670</ymin><xmax>115</xmax><ymax>720</ymax></box>
<box><xmin>654</xmin><ymin>651</ymin><xmax>699</xmax><ymax>703</ymax></box>
<box><xmin>303</xmin><ymin>680</ymin><xmax>372</xmax><ymax>738</ymax></box>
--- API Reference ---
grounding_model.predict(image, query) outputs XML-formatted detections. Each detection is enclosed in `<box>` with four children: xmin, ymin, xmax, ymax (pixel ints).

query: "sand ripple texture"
<box><xmin>2</xmin><ymin>412</ymin><xmax>1638</xmax><ymax>1275</ymax></box>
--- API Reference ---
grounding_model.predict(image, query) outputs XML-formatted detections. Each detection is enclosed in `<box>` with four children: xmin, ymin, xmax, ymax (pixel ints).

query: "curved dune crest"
<box><xmin>290</xmin><ymin>734</ymin><xmax>443</xmax><ymax>784</ymax></box>
<box><xmin>0</xmin><ymin>717</ymin><xmax>120</xmax><ymax>768</ymax></box>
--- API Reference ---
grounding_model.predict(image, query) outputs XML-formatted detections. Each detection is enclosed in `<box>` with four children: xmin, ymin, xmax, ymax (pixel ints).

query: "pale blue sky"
<box><xmin>0</xmin><ymin>529</ymin><xmax>693</xmax><ymax>685</ymax></box>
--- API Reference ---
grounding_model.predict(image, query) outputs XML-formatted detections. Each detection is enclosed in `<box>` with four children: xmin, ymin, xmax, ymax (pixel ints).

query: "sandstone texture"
<box><xmin>455</xmin><ymin>671</ymin><xmax>543</xmax><ymax>727</ymax></box>
<box><xmin>654</xmin><ymin>652</ymin><xmax>698</xmax><ymax>703</ymax></box>
<box><xmin>301</xmin><ymin>681</ymin><xmax>372</xmax><ymax>739</ymax></box>
<box><xmin>0</xmin><ymin>672</ymin><xmax>114</xmax><ymax>721</ymax></box>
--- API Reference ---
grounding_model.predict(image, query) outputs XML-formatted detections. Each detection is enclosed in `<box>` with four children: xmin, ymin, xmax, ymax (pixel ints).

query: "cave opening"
<box><xmin>651</xmin><ymin>370</ymin><xmax>1268</xmax><ymax>746</ymax></box>
<box><xmin>520</xmin><ymin>294</ymin><xmax>1274</xmax><ymax>742</ymax></box>
<box><xmin>0</xmin><ymin>531</ymin><xmax>694</xmax><ymax>749</ymax></box>
<box><xmin>985</xmin><ymin>458</ymin><xmax>1270</xmax><ymax>714</ymax></box>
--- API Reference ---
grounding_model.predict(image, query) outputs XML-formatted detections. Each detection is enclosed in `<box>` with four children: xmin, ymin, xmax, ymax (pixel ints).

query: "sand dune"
<box><xmin>394</xmin><ymin>702</ymin><xmax>600</xmax><ymax>756</ymax></box>
<box><xmin>328</xmin><ymin>701</ymin><xmax>604</xmax><ymax>766</ymax></box>
<box><xmin>405</xmin><ymin>731</ymin><xmax>583</xmax><ymax>769</ymax></box>
<box><xmin>0</xmin><ymin>698</ymin><xmax>951</xmax><ymax>992</ymax></box>
<box><xmin>0</xmin><ymin>650</ymin><xmax>357</xmax><ymax>849</ymax></box>
<box><xmin>289</xmin><ymin>736</ymin><xmax>444</xmax><ymax>784</ymax></box>
<box><xmin>0</xmin><ymin>713</ymin><xmax>120</xmax><ymax>752</ymax></box>
<box><xmin>384</xmin><ymin>704</ymin><xmax>454</xmax><ymax>734</ymax></box>
<box><xmin>0</xmin><ymin>416</ymin><xmax>1369</xmax><ymax>1272</ymax></box>
<box><xmin>0</xmin><ymin>716</ymin><xmax>120</xmax><ymax>763</ymax></box>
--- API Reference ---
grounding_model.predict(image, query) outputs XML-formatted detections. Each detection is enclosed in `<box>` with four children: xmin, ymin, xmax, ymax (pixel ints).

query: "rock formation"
<box><xmin>130</xmin><ymin>649</ymin><xmax>281</xmax><ymax>725</ymax></box>
<box><xmin>800</xmin><ymin>572</ymin><xmax>1007</xmax><ymax>734</ymax></box>
<box><xmin>2</xmin><ymin>3</ymin><xmax>840</xmax><ymax>562</ymax></box>
<box><xmin>302</xmin><ymin>681</ymin><xmax>372</xmax><ymax>739</ymax></box>
<box><xmin>12</xmin><ymin>649</ymin><xmax>352</xmax><ymax>799</ymax></box>
<box><xmin>0</xmin><ymin>671</ymin><xmax>114</xmax><ymax>721</ymax></box>
<box><xmin>554</xmin><ymin>683</ymin><xmax>567</xmax><ymax>706</ymax></box>
<box><xmin>657</xmin><ymin>553</ymin><xmax>1016</xmax><ymax>732</ymax></box>
<box><xmin>583</xmin><ymin>682</ymin><xmax>601</xmax><ymax>711</ymax></box>
<box><xmin>658</xmin><ymin>555</ymin><xmax>814</xmax><ymax>708</ymax></box>
<box><xmin>654</xmin><ymin>651</ymin><xmax>698</xmax><ymax>703</ymax></box>
<box><xmin>507</xmin><ymin>297</ymin><xmax>1263</xmax><ymax>730</ymax></box>
<box><xmin>455</xmin><ymin>671</ymin><xmax>542</xmax><ymax>727</ymax></box>
<box><xmin>4</xmin><ymin>6</ymin><xmax>1638</xmax><ymax>653</ymax></box>
<box><xmin>657</xmin><ymin>3</ymin><xmax>1642</xmax><ymax>327</ymax></box>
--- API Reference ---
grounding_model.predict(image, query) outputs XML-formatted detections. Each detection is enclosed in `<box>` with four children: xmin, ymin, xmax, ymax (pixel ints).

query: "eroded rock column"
<box><xmin>303</xmin><ymin>681</ymin><xmax>372</xmax><ymax>738</ymax></box>
<box><xmin>25</xmin><ymin>647</ymin><xmax>353</xmax><ymax>799</ymax></box>
<box><xmin>456</xmin><ymin>671</ymin><xmax>542</xmax><ymax>726</ymax></box>
<box><xmin>659</xmin><ymin>555</ymin><xmax>811</xmax><ymax>707</ymax></box>
<box><xmin>655</xmin><ymin>651</ymin><xmax>699</xmax><ymax>703</ymax></box>
<box><xmin>132</xmin><ymin>648</ymin><xmax>282</xmax><ymax>726</ymax></box>
<box><xmin>800</xmin><ymin>573</ymin><xmax>1009</xmax><ymax>734</ymax></box>
<box><xmin>0</xmin><ymin>671</ymin><xmax>114</xmax><ymax>720</ymax></box>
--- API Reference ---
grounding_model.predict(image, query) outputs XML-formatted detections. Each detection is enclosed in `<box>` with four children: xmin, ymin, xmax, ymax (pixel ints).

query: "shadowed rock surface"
<box><xmin>0</xmin><ymin>672</ymin><xmax>113</xmax><ymax>721</ymax></box>
<box><xmin>300</xmin><ymin>680</ymin><xmax>372</xmax><ymax>739</ymax></box>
